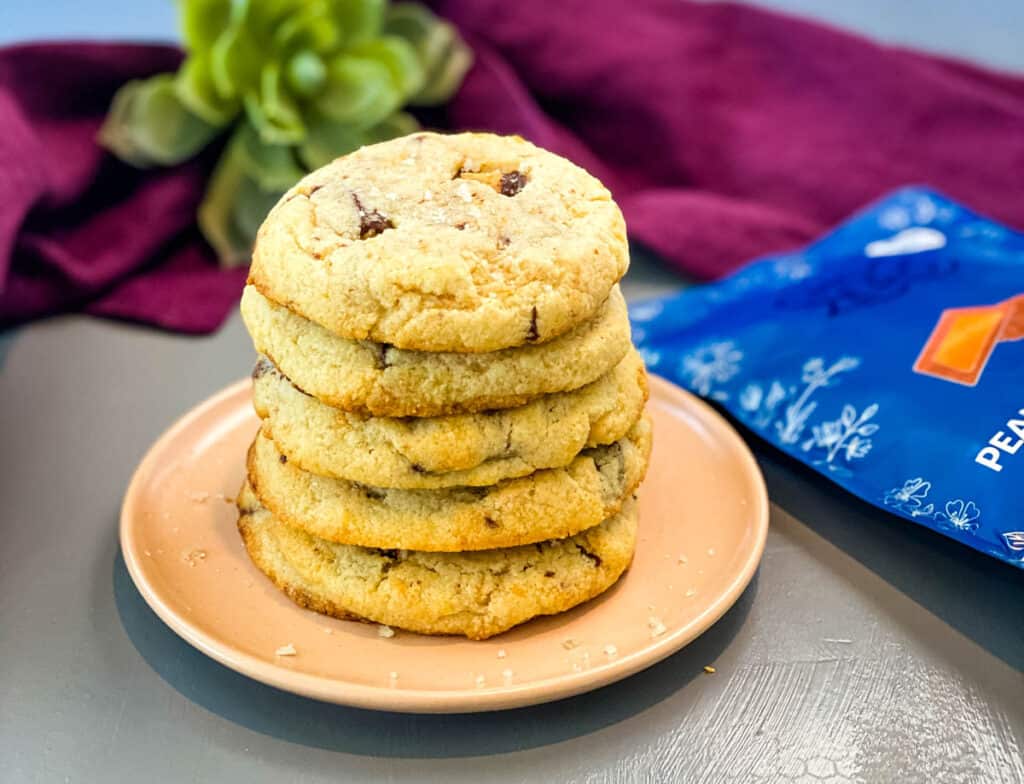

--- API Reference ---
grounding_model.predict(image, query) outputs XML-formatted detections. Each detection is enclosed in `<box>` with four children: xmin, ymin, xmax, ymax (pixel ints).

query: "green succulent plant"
<box><xmin>99</xmin><ymin>0</ymin><xmax>471</xmax><ymax>265</ymax></box>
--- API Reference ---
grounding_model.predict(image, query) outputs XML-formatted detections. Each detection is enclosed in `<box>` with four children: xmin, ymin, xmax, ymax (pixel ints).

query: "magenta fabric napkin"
<box><xmin>435</xmin><ymin>0</ymin><xmax>1024</xmax><ymax>278</ymax></box>
<box><xmin>0</xmin><ymin>43</ymin><xmax>246</xmax><ymax>333</ymax></box>
<box><xmin>3</xmin><ymin>1</ymin><xmax>1024</xmax><ymax>333</ymax></box>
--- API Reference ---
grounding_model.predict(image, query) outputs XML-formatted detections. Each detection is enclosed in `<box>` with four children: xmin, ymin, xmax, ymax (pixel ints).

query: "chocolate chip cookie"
<box><xmin>248</xmin><ymin>132</ymin><xmax>628</xmax><ymax>353</ymax></box>
<box><xmin>241</xmin><ymin>284</ymin><xmax>632</xmax><ymax>417</ymax></box>
<box><xmin>253</xmin><ymin>349</ymin><xmax>647</xmax><ymax>488</ymax></box>
<box><xmin>247</xmin><ymin>417</ymin><xmax>651</xmax><ymax>552</ymax></box>
<box><xmin>237</xmin><ymin>480</ymin><xmax>638</xmax><ymax>640</ymax></box>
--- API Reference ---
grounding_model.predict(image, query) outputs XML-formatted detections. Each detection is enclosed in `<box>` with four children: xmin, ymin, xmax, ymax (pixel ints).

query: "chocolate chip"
<box><xmin>497</xmin><ymin>235</ymin><xmax>511</xmax><ymax>249</ymax></box>
<box><xmin>544</xmin><ymin>570</ymin><xmax>556</xmax><ymax>578</ymax></box>
<box><xmin>278</xmin><ymin>454</ymin><xmax>288</xmax><ymax>464</ymax></box>
<box><xmin>252</xmin><ymin>357</ymin><xmax>274</xmax><ymax>379</ymax></box>
<box><xmin>526</xmin><ymin>306</ymin><xmax>539</xmax><ymax>342</ymax></box>
<box><xmin>362</xmin><ymin>486</ymin><xmax>387</xmax><ymax>500</ymax></box>
<box><xmin>411</xmin><ymin>463</ymin><xmax>427</xmax><ymax>474</ymax></box>
<box><xmin>377</xmin><ymin>548</ymin><xmax>400</xmax><ymax>573</ymax></box>
<box><xmin>373</xmin><ymin>344</ymin><xmax>393</xmax><ymax>370</ymax></box>
<box><xmin>500</xmin><ymin>171</ymin><xmax>527</xmax><ymax>196</ymax></box>
<box><xmin>575</xmin><ymin>544</ymin><xmax>602</xmax><ymax>567</ymax></box>
<box><xmin>352</xmin><ymin>193</ymin><xmax>393</xmax><ymax>239</ymax></box>
<box><xmin>454</xmin><ymin>222</ymin><xmax>467</xmax><ymax>230</ymax></box>
<box><xmin>484</xmin><ymin>517</ymin><xmax>499</xmax><ymax>529</ymax></box>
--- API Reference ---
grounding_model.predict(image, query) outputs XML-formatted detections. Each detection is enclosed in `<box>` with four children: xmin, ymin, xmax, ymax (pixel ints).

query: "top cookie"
<box><xmin>249</xmin><ymin>132</ymin><xmax>629</xmax><ymax>353</ymax></box>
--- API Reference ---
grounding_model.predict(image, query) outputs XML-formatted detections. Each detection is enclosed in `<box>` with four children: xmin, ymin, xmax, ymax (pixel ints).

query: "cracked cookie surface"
<box><xmin>248</xmin><ymin>132</ymin><xmax>629</xmax><ymax>353</ymax></box>
<box><xmin>237</xmin><ymin>481</ymin><xmax>638</xmax><ymax>640</ymax></box>
<box><xmin>241</xmin><ymin>284</ymin><xmax>631</xmax><ymax>417</ymax></box>
<box><xmin>253</xmin><ymin>349</ymin><xmax>648</xmax><ymax>488</ymax></box>
<box><xmin>247</xmin><ymin>417</ymin><xmax>651</xmax><ymax>552</ymax></box>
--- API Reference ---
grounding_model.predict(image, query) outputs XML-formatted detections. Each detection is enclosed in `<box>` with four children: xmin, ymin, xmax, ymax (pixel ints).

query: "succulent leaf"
<box><xmin>315</xmin><ymin>55</ymin><xmax>401</xmax><ymax>127</ymax></box>
<box><xmin>234</xmin><ymin>121</ymin><xmax>306</xmax><ymax>191</ymax></box>
<box><xmin>347</xmin><ymin>35</ymin><xmax>424</xmax><ymax>99</ymax></box>
<box><xmin>99</xmin><ymin>74</ymin><xmax>220</xmax><ymax>167</ymax></box>
<box><xmin>176</xmin><ymin>51</ymin><xmax>240</xmax><ymax>125</ymax></box>
<box><xmin>198</xmin><ymin>128</ymin><xmax>282</xmax><ymax>267</ymax></box>
<box><xmin>109</xmin><ymin>0</ymin><xmax>471</xmax><ymax>264</ymax></box>
<box><xmin>180</xmin><ymin>0</ymin><xmax>232</xmax><ymax>51</ymax></box>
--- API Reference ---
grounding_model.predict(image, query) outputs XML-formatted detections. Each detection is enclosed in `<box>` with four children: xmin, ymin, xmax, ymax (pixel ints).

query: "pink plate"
<box><xmin>120</xmin><ymin>375</ymin><xmax>768</xmax><ymax>713</ymax></box>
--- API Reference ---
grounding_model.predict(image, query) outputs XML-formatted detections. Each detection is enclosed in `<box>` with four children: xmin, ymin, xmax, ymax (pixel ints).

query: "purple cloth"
<box><xmin>436</xmin><ymin>0</ymin><xmax>1024</xmax><ymax>278</ymax></box>
<box><xmin>3</xmin><ymin>2</ymin><xmax>1024</xmax><ymax>333</ymax></box>
<box><xmin>0</xmin><ymin>43</ymin><xmax>246</xmax><ymax>333</ymax></box>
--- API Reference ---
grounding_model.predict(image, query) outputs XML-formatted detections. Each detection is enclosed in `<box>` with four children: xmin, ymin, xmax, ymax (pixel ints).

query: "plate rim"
<box><xmin>120</xmin><ymin>374</ymin><xmax>769</xmax><ymax>713</ymax></box>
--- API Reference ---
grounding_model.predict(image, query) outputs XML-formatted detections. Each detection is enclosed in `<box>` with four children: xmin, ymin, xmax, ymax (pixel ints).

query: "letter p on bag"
<box><xmin>976</xmin><ymin>446</ymin><xmax>1003</xmax><ymax>472</ymax></box>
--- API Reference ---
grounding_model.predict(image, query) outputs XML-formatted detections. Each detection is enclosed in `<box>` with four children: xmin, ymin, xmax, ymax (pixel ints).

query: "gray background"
<box><xmin>2</xmin><ymin>3</ymin><xmax>1023</xmax><ymax>783</ymax></box>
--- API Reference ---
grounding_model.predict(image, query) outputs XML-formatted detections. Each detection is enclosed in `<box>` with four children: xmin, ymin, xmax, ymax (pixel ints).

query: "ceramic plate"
<box><xmin>120</xmin><ymin>375</ymin><xmax>768</xmax><ymax>713</ymax></box>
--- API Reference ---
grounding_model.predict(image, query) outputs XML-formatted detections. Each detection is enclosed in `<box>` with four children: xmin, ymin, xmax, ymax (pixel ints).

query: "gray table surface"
<box><xmin>3</xmin><ymin>4</ymin><xmax>1024</xmax><ymax>784</ymax></box>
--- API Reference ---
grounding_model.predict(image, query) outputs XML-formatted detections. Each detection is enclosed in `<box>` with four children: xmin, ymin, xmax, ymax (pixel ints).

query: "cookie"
<box><xmin>249</xmin><ymin>132</ymin><xmax>629</xmax><ymax>353</ymax></box>
<box><xmin>237</xmin><ymin>481</ymin><xmax>638</xmax><ymax>640</ymax></box>
<box><xmin>241</xmin><ymin>284</ymin><xmax>631</xmax><ymax>417</ymax></box>
<box><xmin>247</xmin><ymin>416</ymin><xmax>652</xmax><ymax>551</ymax></box>
<box><xmin>253</xmin><ymin>349</ymin><xmax>648</xmax><ymax>488</ymax></box>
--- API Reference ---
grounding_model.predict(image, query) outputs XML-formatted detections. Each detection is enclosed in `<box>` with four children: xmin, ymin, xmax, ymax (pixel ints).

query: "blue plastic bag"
<box><xmin>632</xmin><ymin>187</ymin><xmax>1023</xmax><ymax>569</ymax></box>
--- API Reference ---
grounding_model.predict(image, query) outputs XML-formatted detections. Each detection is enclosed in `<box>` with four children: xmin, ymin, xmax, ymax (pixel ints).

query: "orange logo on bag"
<box><xmin>914</xmin><ymin>295</ymin><xmax>1024</xmax><ymax>386</ymax></box>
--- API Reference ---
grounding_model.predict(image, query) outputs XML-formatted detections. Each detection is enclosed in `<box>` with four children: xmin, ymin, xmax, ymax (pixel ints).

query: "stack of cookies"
<box><xmin>237</xmin><ymin>132</ymin><xmax>651</xmax><ymax>640</ymax></box>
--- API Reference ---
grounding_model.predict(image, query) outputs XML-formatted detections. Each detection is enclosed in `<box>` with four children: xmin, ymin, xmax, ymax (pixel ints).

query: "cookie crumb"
<box><xmin>475</xmin><ymin>674</ymin><xmax>486</xmax><ymax>689</ymax></box>
<box><xmin>183</xmin><ymin>549</ymin><xmax>207</xmax><ymax>567</ymax></box>
<box><xmin>707</xmin><ymin>548</ymin><xmax>716</xmax><ymax>557</ymax></box>
<box><xmin>423</xmin><ymin>189</ymin><xmax>433</xmax><ymax>200</ymax></box>
<box><xmin>603</xmin><ymin>644</ymin><xmax>618</xmax><ymax>658</ymax></box>
<box><xmin>188</xmin><ymin>491</ymin><xmax>210</xmax><ymax>503</ymax></box>
<box><xmin>275</xmin><ymin>644</ymin><xmax>297</xmax><ymax>657</ymax></box>
<box><xmin>648</xmin><ymin>616</ymin><xmax>667</xmax><ymax>638</ymax></box>
<box><xmin>322</xmin><ymin>627</ymin><xmax>333</xmax><ymax>635</ymax></box>
<box><xmin>704</xmin><ymin>665</ymin><xmax>716</xmax><ymax>674</ymax></box>
<box><xmin>378</xmin><ymin>625</ymin><xmax>395</xmax><ymax>638</ymax></box>
<box><xmin>456</xmin><ymin>182</ymin><xmax>473</xmax><ymax>203</ymax></box>
<box><xmin>561</xmin><ymin>638</ymin><xmax>580</xmax><ymax>650</ymax></box>
<box><xmin>685</xmin><ymin>587</ymin><xmax>697</xmax><ymax>598</ymax></box>
<box><xmin>144</xmin><ymin>549</ymin><xmax>152</xmax><ymax>557</ymax></box>
<box><xmin>497</xmin><ymin>648</ymin><xmax>507</xmax><ymax>659</ymax></box>
<box><xmin>389</xmin><ymin>671</ymin><xmax>399</xmax><ymax>687</ymax></box>
<box><xmin>678</xmin><ymin>554</ymin><xmax>688</xmax><ymax>565</ymax></box>
<box><xmin>502</xmin><ymin>668</ymin><xmax>514</xmax><ymax>684</ymax></box>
